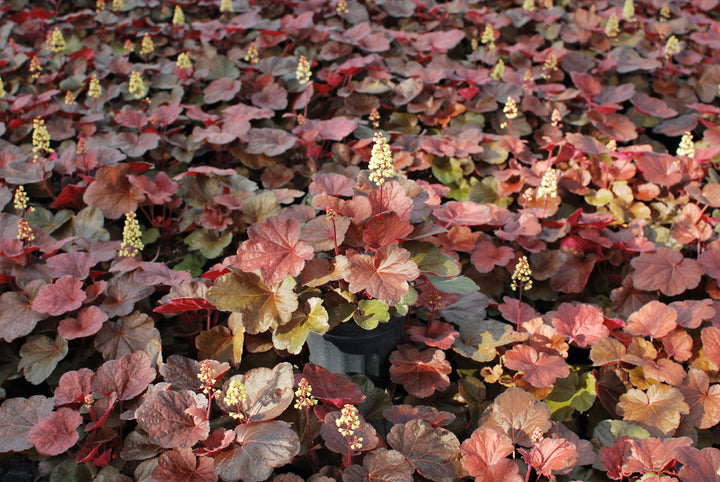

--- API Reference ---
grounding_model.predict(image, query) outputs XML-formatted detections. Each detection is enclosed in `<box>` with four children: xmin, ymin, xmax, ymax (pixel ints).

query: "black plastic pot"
<box><xmin>306</xmin><ymin>317</ymin><xmax>404</xmax><ymax>385</ymax></box>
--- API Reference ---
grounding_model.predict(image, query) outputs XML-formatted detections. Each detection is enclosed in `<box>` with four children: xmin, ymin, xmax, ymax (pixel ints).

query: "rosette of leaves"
<box><xmin>202</xmin><ymin>171</ymin><xmax>480</xmax><ymax>363</ymax></box>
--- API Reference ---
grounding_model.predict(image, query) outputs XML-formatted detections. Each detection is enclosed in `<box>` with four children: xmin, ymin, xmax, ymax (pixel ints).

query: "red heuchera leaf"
<box><xmin>204</xmin><ymin>77</ymin><xmax>242</xmax><ymax>104</ymax></box>
<box><xmin>233</xmin><ymin>215</ymin><xmax>314</xmax><ymax>285</ymax></box>
<box><xmin>670</xmin><ymin>299</ymin><xmax>715</xmax><ymax>329</ymax></box>
<box><xmin>470</xmin><ymin>241</ymin><xmax>514</xmax><ymax>273</ymax></box>
<box><xmin>135</xmin><ymin>389</ymin><xmax>210</xmax><ymax>448</ymax></box>
<box><xmin>383</xmin><ymin>405</ymin><xmax>455</xmax><ymax>427</ymax></box>
<box><xmin>571</xmin><ymin>72</ymin><xmax>601</xmax><ymax>98</ymax></box>
<box><xmin>680</xmin><ymin>369</ymin><xmax>720</xmax><ymax>430</ymax></box>
<box><xmin>387</xmin><ymin>419</ymin><xmax>460</xmax><ymax>482</ymax></box>
<box><xmin>676</xmin><ymin>447</ymin><xmax>720</xmax><ymax>482</ymax></box>
<box><xmin>498</xmin><ymin>297</ymin><xmax>539</xmax><ymax>326</ymax></box>
<box><xmin>625</xmin><ymin>301</ymin><xmax>678</xmax><ymax>339</ymax></box>
<box><xmin>663</xmin><ymin>329</ymin><xmax>694</xmax><ymax>362</ymax></box>
<box><xmin>600</xmin><ymin>436</ymin><xmax>634</xmax><ymax>480</ymax></box>
<box><xmin>58</xmin><ymin>305</ymin><xmax>108</xmax><ymax>340</ymax></box>
<box><xmin>362</xmin><ymin>212</ymin><xmax>414</xmax><ymax>250</ymax></box>
<box><xmin>347</xmin><ymin>245</ymin><xmax>419</xmax><ymax>305</ymax></box>
<box><xmin>503</xmin><ymin>344</ymin><xmax>570</xmax><ymax>388</ymax></box>
<box><xmin>367</xmin><ymin>181</ymin><xmax>413</xmax><ymax>221</ymax></box>
<box><xmin>82</xmin><ymin>164</ymin><xmax>145</xmax><ymax>219</ymax></box>
<box><xmin>343</xmin><ymin>448</ymin><xmax>414</xmax><ymax>482</ymax></box>
<box><xmin>519</xmin><ymin>437</ymin><xmax>578</xmax><ymax>477</ymax></box>
<box><xmin>631</xmin><ymin>248</ymin><xmax>703</xmax><ymax>296</ymax></box>
<box><xmin>155</xmin><ymin>297</ymin><xmax>215</xmax><ymax>314</ymax></box>
<box><xmin>460</xmin><ymin>427</ymin><xmax>515</xmax><ymax>476</ymax></box>
<box><xmin>617</xmin><ymin>384</ymin><xmax>690</xmax><ymax>436</ymax></box>
<box><xmin>301</xmin><ymin>364</ymin><xmax>365</xmax><ymax>407</ymax></box>
<box><xmin>549</xmin><ymin>303</ymin><xmax>609</xmax><ymax>348</ymax></box>
<box><xmin>699</xmin><ymin>249</ymin><xmax>720</xmax><ymax>282</ymax></box>
<box><xmin>631</xmin><ymin>93</ymin><xmax>678</xmax><ymax>118</ymax></box>
<box><xmin>91</xmin><ymin>351</ymin><xmax>156</xmax><ymax>401</ymax></box>
<box><xmin>151</xmin><ymin>447</ymin><xmax>216</xmax><ymax>482</ymax></box>
<box><xmin>433</xmin><ymin>201</ymin><xmax>492</xmax><ymax>226</ymax></box>
<box><xmin>214</xmin><ymin>421</ymin><xmax>299</xmax><ymax>482</ymax></box>
<box><xmin>308</xmin><ymin>173</ymin><xmax>356</xmax><ymax>197</ymax></box>
<box><xmin>469</xmin><ymin>459</ymin><xmax>523</xmax><ymax>482</ymax></box>
<box><xmin>27</xmin><ymin>407</ymin><xmax>82</xmax><ymax>456</ymax></box>
<box><xmin>0</xmin><ymin>395</ymin><xmax>54</xmax><ymax>452</ymax></box>
<box><xmin>304</xmin><ymin>117</ymin><xmax>358</xmax><ymax>141</ymax></box>
<box><xmin>389</xmin><ymin>345</ymin><xmax>452</xmax><ymax>398</ymax></box>
<box><xmin>85</xmin><ymin>391</ymin><xmax>117</xmax><ymax>432</ymax></box>
<box><xmin>320</xmin><ymin>409</ymin><xmax>380</xmax><ymax>454</ymax></box>
<box><xmin>127</xmin><ymin>171</ymin><xmax>179</xmax><ymax>205</ymax></box>
<box><xmin>31</xmin><ymin>275</ymin><xmax>87</xmax><ymax>316</ymax></box>
<box><xmin>635</xmin><ymin>153</ymin><xmax>683</xmax><ymax>187</ymax></box>
<box><xmin>480</xmin><ymin>387</ymin><xmax>552</xmax><ymax>447</ymax></box>
<box><xmin>244</xmin><ymin>128</ymin><xmax>297</xmax><ymax>156</ymax></box>
<box><xmin>702</xmin><ymin>326</ymin><xmax>720</xmax><ymax>368</ymax></box>
<box><xmin>587</xmin><ymin>110</ymin><xmax>638</xmax><ymax>141</ymax></box>
<box><xmin>193</xmin><ymin>428</ymin><xmax>235</xmax><ymax>457</ymax></box>
<box><xmin>407</xmin><ymin>319</ymin><xmax>459</xmax><ymax>350</ymax></box>
<box><xmin>94</xmin><ymin>310</ymin><xmax>161</xmax><ymax>360</ymax></box>
<box><xmin>622</xmin><ymin>436</ymin><xmax>693</xmax><ymax>475</ymax></box>
<box><xmin>54</xmin><ymin>368</ymin><xmax>94</xmax><ymax>406</ymax></box>
<box><xmin>46</xmin><ymin>252</ymin><xmax>95</xmax><ymax>280</ymax></box>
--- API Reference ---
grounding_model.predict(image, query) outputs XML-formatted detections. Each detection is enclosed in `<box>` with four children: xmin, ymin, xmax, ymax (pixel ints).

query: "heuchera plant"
<box><xmin>2</xmin><ymin>0</ymin><xmax>720</xmax><ymax>480</ymax></box>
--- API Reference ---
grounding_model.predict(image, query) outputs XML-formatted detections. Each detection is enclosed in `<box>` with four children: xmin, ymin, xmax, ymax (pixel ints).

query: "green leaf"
<box><xmin>431</xmin><ymin>156</ymin><xmax>464</xmax><ymax>184</ymax></box>
<box><xmin>591</xmin><ymin>419</ymin><xmax>651</xmax><ymax>449</ymax></box>
<box><xmin>27</xmin><ymin>207</ymin><xmax>73</xmax><ymax>234</ymax></box>
<box><xmin>477</xmin><ymin>140</ymin><xmax>508</xmax><ymax>165</ymax></box>
<box><xmin>184</xmin><ymin>228</ymin><xmax>232</xmax><ymax>259</ymax></box>
<box><xmin>544</xmin><ymin>370</ymin><xmax>597</xmax><ymax>421</ymax></box>
<box><xmin>19</xmin><ymin>334</ymin><xmax>68</xmax><ymax>385</ymax></box>
<box><xmin>584</xmin><ymin>188</ymin><xmax>613</xmax><ymax>207</ymax></box>
<box><xmin>352</xmin><ymin>374</ymin><xmax>392</xmax><ymax>420</ymax></box>
<box><xmin>173</xmin><ymin>252</ymin><xmax>205</xmax><ymax>278</ymax></box>
<box><xmin>273</xmin><ymin>297</ymin><xmax>329</xmax><ymax>354</ymax></box>
<box><xmin>353</xmin><ymin>300</ymin><xmax>390</xmax><ymax>330</ymax></box>
<box><xmin>393</xmin><ymin>286</ymin><xmax>418</xmax><ymax>317</ymax></box>
<box><xmin>407</xmin><ymin>241</ymin><xmax>461</xmax><ymax>277</ymax></box>
<box><xmin>468</xmin><ymin>176</ymin><xmax>513</xmax><ymax>208</ymax></box>
<box><xmin>206</xmin><ymin>272</ymin><xmax>298</xmax><ymax>334</ymax></box>
<box><xmin>424</xmin><ymin>274</ymin><xmax>479</xmax><ymax>294</ymax></box>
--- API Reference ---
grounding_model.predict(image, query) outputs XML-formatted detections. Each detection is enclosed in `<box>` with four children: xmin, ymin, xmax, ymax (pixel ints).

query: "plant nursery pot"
<box><xmin>306</xmin><ymin>317</ymin><xmax>404</xmax><ymax>385</ymax></box>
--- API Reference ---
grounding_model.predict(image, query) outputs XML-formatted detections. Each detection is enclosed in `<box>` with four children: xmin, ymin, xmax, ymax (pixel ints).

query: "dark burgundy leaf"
<box><xmin>389</xmin><ymin>345</ymin><xmax>452</xmax><ymax>398</ymax></box>
<box><xmin>343</xmin><ymin>448</ymin><xmax>414</xmax><ymax>482</ymax></box>
<box><xmin>383</xmin><ymin>405</ymin><xmax>456</xmax><ymax>427</ymax></box>
<box><xmin>54</xmin><ymin>368</ymin><xmax>94</xmax><ymax>406</ymax></box>
<box><xmin>58</xmin><ymin>305</ymin><xmax>108</xmax><ymax>340</ymax></box>
<box><xmin>92</xmin><ymin>351</ymin><xmax>156</xmax><ymax>401</ymax></box>
<box><xmin>135</xmin><ymin>389</ymin><xmax>210</xmax><ymax>448</ymax></box>
<box><xmin>152</xmin><ymin>447</ymin><xmax>216</xmax><ymax>482</ymax></box>
<box><xmin>387</xmin><ymin>419</ymin><xmax>460</xmax><ymax>481</ymax></box>
<box><xmin>320</xmin><ymin>409</ymin><xmax>380</xmax><ymax>454</ymax></box>
<box><xmin>301</xmin><ymin>364</ymin><xmax>365</xmax><ymax>407</ymax></box>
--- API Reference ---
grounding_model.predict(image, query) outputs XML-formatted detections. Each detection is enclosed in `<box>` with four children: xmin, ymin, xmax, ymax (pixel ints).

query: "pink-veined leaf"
<box><xmin>244</xmin><ymin>128</ymin><xmax>297</xmax><ymax>157</ymax></box>
<box><xmin>0</xmin><ymin>395</ymin><xmax>54</xmax><ymax>452</ymax></box>
<box><xmin>701</xmin><ymin>326</ymin><xmax>720</xmax><ymax>368</ymax></box>
<box><xmin>387</xmin><ymin>419</ymin><xmax>460</xmax><ymax>482</ymax></box>
<box><xmin>676</xmin><ymin>447</ymin><xmax>720</xmax><ymax>482</ymax></box>
<box><xmin>135</xmin><ymin>389</ymin><xmax>210</xmax><ymax>448</ymax></box>
<box><xmin>460</xmin><ymin>427</ymin><xmax>515</xmax><ymax>476</ymax></box>
<box><xmin>31</xmin><ymin>275</ymin><xmax>86</xmax><ymax>317</ymax></box>
<box><xmin>58</xmin><ymin>305</ymin><xmax>108</xmax><ymax>340</ymax></box>
<box><xmin>617</xmin><ymin>384</ymin><xmax>690</xmax><ymax>436</ymax></box>
<box><xmin>27</xmin><ymin>408</ymin><xmax>82</xmax><ymax>456</ymax></box>
<box><xmin>346</xmin><ymin>245</ymin><xmax>419</xmax><ymax>305</ymax></box>
<box><xmin>622</xmin><ymin>436</ymin><xmax>693</xmax><ymax>475</ymax></box>
<box><xmin>407</xmin><ymin>319</ymin><xmax>459</xmax><ymax>350</ymax></box>
<box><xmin>383</xmin><ymin>405</ymin><xmax>456</xmax><ymax>427</ymax></box>
<box><xmin>300</xmin><ymin>364</ymin><xmax>365</xmax><ymax>407</ymax></box>
<box><xmin>625</xmin><ymin>300</ymin><xmax>677</xmax><ymax>340</ymax></box>
<box><xmin>203</xmin><ymin>77</ymin><xmax>242</xmax><ymax>104</ymax></box>
<box><xmin>193</xmin><ymin>428</ymin><xmax>235</xmax><ymax>458</ymax></box>
<box><xmin>631</xmin><ymin>248</ymin><xmax>703</xmax><ymax>296</ymax></box>
<box><xmin>213</xmin><ymin>421</ymin><xmax>299</xmax><ymax>482</ymax></box>
<box><xmin>503</xmin><ymin>344</ymin><xmax>570</xmax><ymax>388</ymax></box>
<box><xmin>304</xmin><ymin>117</ymin><xmax>358</xmax><ymax>141</ymax></box>
<box><xmin>470</xmin><ymin>241</ymin><xmax>514</xmax><ymax>273</ymax></box>
<box><xmin>0</xmin><ymin>291</ymin><xmax>49</xmax><ymax>342</ymax></box>
<box><xmin>91</xmin><ymin>351</ymin><xmax>156</xmax><ymax>401</ymax></box>
<box><xmin>152</xmin><ymin>447</ymin><xmax>216</xmax><ymax>482</ymax></box>
<box><xmin>362</xmin><ymin>212</ymin><xmax>414</xmax><ymax>250</ymax></box>
<box><xmin>233</xmin><ymin>215</ymin><xmax>314</xmax><ymax>285</ymax></box>
<box><xmin>480</xmin><ymin>387</ymin><xmax>552</xmax><ymax>447</ymax></box>
<box><xmin>679</xmin><ymin>369</ymin><xmax>720</xmax><ymax>429</ymax></box>
<box><xmin>389</xmin><ymin>345</ymin><xmax>452</xmax><ymax>398</ymax></box>
<box><xmin>519</xmin><ymin>437</ymin><xmax>578</xmax><ymax>477</ymax></box>
<box><xmin>433</xmin><ymin>201</ymin><xmax>492</xmax><ymax>226</ymax></box>
<box><xmin>549</xmin><ymin>303</ymin><xmax>609</xmax><ymax>348</ymax></box>
<box><xmin>635</xmin><ymin>153</ymin><xmax>683</xmax><ymax>187</ymax></box>
<box><xmin>46</xmin><ymin>252</ymin><xmax>95</xmax><ymax>280</ymax></box>
<box><xmin>343</xmin><ymin>448</ymin><xmax>414</xmax><ymax>482</ymax></box>
<box><xmin>94</xmin><ymin>310</ymin><xmax>161</xmax><ymax>360</ymax></box>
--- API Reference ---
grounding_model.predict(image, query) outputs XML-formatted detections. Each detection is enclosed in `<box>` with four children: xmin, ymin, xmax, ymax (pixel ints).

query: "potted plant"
<box><xmin>198</xmin><ymin>132</ymin><xmax>479</xmax><ymax>381</ymax></box>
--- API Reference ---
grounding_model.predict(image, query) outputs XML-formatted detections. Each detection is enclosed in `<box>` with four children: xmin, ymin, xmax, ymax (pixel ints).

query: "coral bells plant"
<box><xmin>3</xmin><ymin>0</ymin><xmax>720</xmax><ymax>480</ymax></box>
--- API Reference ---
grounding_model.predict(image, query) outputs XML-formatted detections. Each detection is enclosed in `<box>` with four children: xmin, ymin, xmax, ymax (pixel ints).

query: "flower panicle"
<box><xmin>293</xmin><ymin>377</ymin><xmax>317</xmax><ymax>409</ymax></box>
<box><xmin>369</xmin><ymin>132</ymin><xmax>395</xmax><ymax>186</ymax></box>
<box><xmin>119</xmin><ymin>211</ymin><xmax>144</xmax><ymax>257</ymax></box>
<box><xmin>511</xmin><ymin>255</ymin><xmax>533</xmax><ymax>291</ymax></box>
<box><xmin>296</xmin><ymin>55</ymin><xmax>312</xmax><ymax>85</ymax></box>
